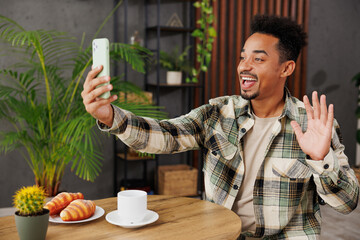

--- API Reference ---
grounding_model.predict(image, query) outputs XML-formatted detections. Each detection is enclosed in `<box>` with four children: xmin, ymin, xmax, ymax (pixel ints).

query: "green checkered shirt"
<box><xmin>99</xmin><ymin>89</ymin><xmax>359</xmax><ymax>239</ymax></box>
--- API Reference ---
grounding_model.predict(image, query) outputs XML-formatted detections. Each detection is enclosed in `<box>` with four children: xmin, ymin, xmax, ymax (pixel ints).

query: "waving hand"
<box><xmin>290</xmin><ymin>91</ymin><xmax>334</xmax><ymax>160</ymax></box>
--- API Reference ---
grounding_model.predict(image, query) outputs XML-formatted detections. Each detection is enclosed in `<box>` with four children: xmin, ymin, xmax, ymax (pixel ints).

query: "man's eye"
<box><xmin>240</xmin><ymin>56</ymin><xmax>245</xmax><ymax>61</ymax></box>
<box><xmin>255</xmin><ymin>58</ymin><xmax>264</xmax><ymax>62</ymax></box>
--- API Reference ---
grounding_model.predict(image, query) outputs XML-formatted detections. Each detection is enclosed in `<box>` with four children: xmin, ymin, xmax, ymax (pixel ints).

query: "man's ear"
<box><xmin>280</xmin><ymin>60</ymin><xmax>296</xmax><ymax>78</ymax></box>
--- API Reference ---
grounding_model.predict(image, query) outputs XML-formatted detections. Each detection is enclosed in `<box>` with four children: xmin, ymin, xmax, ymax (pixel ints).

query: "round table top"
<box><xmin>0</xmin><ymin>195</ymin><xmax>242</xmax><ymax>240</ymax></box>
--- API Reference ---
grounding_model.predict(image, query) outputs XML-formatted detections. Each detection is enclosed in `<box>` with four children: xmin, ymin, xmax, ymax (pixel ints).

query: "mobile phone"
<box><xmin>92</xmin><ymin>38</ymin><xmax>110</xmax><ymax>99</ymax></box>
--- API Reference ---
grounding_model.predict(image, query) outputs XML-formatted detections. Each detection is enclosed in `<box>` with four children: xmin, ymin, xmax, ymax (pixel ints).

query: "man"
<box><xmin>82</xmin><ymin>15</ymin><xmax>359</xmax><ymax>239</ymax></box>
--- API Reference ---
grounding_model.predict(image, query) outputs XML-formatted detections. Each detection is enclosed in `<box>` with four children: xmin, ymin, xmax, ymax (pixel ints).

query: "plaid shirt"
<box><xmin>99</xmin><ymin>89</ymin><xmax>359</xmax><ymax>239</ymax></box>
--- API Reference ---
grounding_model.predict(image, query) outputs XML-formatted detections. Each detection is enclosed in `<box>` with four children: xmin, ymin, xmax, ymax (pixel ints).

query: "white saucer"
<box><xmin>105</xmin><ymin>210</ymin><xmax>159</xmax><ymax>228</ymax></box>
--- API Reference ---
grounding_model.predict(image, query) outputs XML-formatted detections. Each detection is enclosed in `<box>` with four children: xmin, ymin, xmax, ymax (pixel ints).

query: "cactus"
<box><xmin>13</xmin><ymin>185</ymin><xmax>46</xmax><ymax>216</ymax></box>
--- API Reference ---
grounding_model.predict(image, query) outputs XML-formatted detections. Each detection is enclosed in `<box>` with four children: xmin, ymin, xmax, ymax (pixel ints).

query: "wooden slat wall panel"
<box><xmin>227</xmin><ymin>0</ymin><xmax>235</xmax><ymax>94</ymax></box>
<box><xmin>301</xmin><ymin>0</ymin><xmax>309</xmax><ymax>96</ymax></box>
<box><xmin>234</xmin><ymin>0</ymin><xmax>244</xmax><ymax>95</ymax></box>
<box><xmin>244</xmin><ymin>0</ymin><xmax>251</xmax><ymax>37</ymax></box>
<box><xmin>293</xmin><ymin>0</ymin><xmax>304</xmax><ymax>97</ymax></box>
<box><xmin>209</xmin><ymin>2</ymin><xmax>219</xmax><ymax>100</ymax></box>
<box><xmin>219</xmin><ymin>0</ymin><xmax>227</xmax><ymax>96</ymax></box>
<box><xmin>194</xmin><ymin>7</ymin><xmax>201</xmax><ymax>104</ymax></box>
<box><xmin>194</xmin><ymin>0</ymin><xmax>310</xmax><ymax>107</ymax></box>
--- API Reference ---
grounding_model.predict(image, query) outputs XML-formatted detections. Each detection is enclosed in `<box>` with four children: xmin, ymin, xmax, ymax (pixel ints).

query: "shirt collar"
<box><xmin>280</xmin><ymin>88</ymin><xmax>300</xmax><ymax>122</ymax></box>
<box><xmin>235</xmin><ymin>88</ymin><xmax>300</xmax><ymax>122</ymax></box>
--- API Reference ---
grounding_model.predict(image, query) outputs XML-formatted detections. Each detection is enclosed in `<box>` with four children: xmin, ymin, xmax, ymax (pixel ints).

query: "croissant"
<box><xmin>60</xmin><ymin>199</ymin><xmax>96</xmax><ymax>221</ymax></box>
<box><xmin>44</xmin><ymin>192</ymin><xmax>84</xmax><ymax>215</ymax></box>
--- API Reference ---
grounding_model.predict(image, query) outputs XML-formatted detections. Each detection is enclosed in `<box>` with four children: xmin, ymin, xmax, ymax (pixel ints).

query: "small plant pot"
<box><xmin>166</xmin><ymin>71</ymin><xmax>182</xmax><ymax>85</ymax></box>
<box><xmin>15</xmin><ymin>209</ymin><xmax>50</xmax><ymax>240</ymax></box>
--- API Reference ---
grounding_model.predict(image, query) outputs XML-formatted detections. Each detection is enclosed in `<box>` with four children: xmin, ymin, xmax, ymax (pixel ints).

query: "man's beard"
<box><xmin>240</xmin><ymin>89</ymin><xmax>259</xmax><ymax>100</ymax></box>
<box><xmin>239</xmin><ymin>71</ymin><xmax>259</xmax><ymax>100</ymax></box>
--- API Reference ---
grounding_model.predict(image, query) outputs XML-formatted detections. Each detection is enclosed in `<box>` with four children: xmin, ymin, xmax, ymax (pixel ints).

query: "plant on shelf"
<box><xmin>0</xmin><ymin>1</ymin><xmax>166</xmax><ymax>196</ymax></box>
<box><xmin>159</xmin><ymin>45</ymin><xmax>192</xmax><ymax>85</ymax></box>
<box><xmin>189</xmin><ymin>0</ymin><xmax>217</xmax><ymax>83</ymax></box>
<box><xmin>13</xmin><ymin>185</ymin><xmax>49</xmax><ymax>240</ymax></box>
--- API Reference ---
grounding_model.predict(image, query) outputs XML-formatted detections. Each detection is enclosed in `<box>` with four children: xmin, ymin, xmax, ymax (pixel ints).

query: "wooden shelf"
<box><xmin>147</xmin><ymin>82</ymin><xmax>202</xmax><ymax>88</ymax></box>
<box><xmin>146</xmin><ymin>26</ymin><xmax>195</xmax><ymax>33</ymax></box>
<box><xmin>116</xmin><ymin>153</ymin><xmax>154</xmax><ymax>161</ymax></box>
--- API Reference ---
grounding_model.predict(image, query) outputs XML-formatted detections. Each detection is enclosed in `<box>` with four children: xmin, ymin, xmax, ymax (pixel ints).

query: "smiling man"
<box><xmin>82</xmin><ymin>15</ymin><xmax>359</xmax><ymax>239</ymax></box>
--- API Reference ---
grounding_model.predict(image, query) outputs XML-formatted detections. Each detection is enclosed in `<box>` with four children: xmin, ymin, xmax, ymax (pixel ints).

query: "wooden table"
<box><xmin>0</xmin><ymin>195</ymin><xmax>241</xmax><ymax>240</ymax></box>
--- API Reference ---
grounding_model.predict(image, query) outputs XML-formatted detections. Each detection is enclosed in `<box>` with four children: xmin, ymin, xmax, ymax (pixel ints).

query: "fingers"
<box><xmin>290</xmin><ymin>120</ymin><xmax>304</xmax><ymax>139</ymax></box>
<box><xmin>82</xmin><ymin>65</ymin><xmax>111</xmax><ymax>104</ymax></box>
<box><xmin>84</xmin><ymin>65</ymin><xmax>102</xmax><ymax>85</ymax></box>
<box><xmin>85</xmin><ymin>95</ymin><xmax>118</xmax><ymax>115</ymax></box>
<box><xmin>326</xmin><ymin>104</ymin><xmax>334</xmax><ymax>130</ymax></box>
<box><xmin>83</xmin><ymin>65</ymin><xmax>106</xmax><ymax>93</ymax></box>
<box><xmin>303</xmin><ymin>95</ymin><xmax>314</xmax><ymax>121</ymax></box>
<box><xmin>303</xmin><ymin>91</ymin><xmax>334</xmax><ymax>129</ymax></box>
<box><xmin>312</xmin><ymin>91</ymin><xmax>320</xmax><ymax>119</ymax></box>
<box><xmin>319</xmin><ymin>94</ymin><xmax>328</xmax><ymax>125</ymax></box>
<box><xmin>82</xmin><ymin>83</ymin><xmax>113</xmax><ymax>105</ymax></box>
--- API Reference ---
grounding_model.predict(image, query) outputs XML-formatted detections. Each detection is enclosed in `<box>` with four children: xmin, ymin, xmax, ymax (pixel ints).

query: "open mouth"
<box><xmin>241</xmin><ymin>76</ymin><xmax>257</xmax><ymax>89</ymax></box>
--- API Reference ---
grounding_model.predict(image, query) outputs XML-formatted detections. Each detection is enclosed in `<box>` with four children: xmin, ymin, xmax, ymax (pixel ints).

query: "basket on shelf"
<box><xmin>158</xmin><ymin>164</ymin><xmax>198</xmax><ymax>197</ymax></box>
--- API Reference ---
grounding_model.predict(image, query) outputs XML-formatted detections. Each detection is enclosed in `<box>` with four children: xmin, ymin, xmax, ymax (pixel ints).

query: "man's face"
<box><xmin>237</xmin><ymin>33</ymin><xmax>285</xmax><ymax>100</ymax></box>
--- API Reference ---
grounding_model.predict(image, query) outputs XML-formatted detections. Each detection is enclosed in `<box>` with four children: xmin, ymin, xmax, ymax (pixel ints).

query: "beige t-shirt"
<box><xmin>232</xmin><ymin>114</ymin><xmax>279</xmax><ymax>233</ymax></box>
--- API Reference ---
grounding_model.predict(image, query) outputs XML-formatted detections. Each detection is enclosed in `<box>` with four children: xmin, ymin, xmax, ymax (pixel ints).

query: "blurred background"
<box><xmin>0</xmin><ymin>0</ymin><xmax>359</xmax><ymax>209</ymax></box>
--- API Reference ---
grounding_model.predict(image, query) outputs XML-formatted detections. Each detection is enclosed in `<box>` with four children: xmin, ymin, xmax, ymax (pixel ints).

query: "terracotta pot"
<box><xmin>166</xmin><ymin>71</ymin><xmax>182</xmax><ymax>84</ymax></box>
<box><xmin>14</xmin><ymin>209</ymin><xmax>49</xmax><ymax>240</ymax></box>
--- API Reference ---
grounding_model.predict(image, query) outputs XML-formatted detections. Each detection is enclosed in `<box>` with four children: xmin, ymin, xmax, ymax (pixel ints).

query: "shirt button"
<box><xmin>337</xmin><ymin>180</ymin><xmax>342</xmax><ymax>184</ymax></box>
<box><xmin>323</xmin><ymin>164</ymin><xmax>329</xmax><ymax>169</ymax></box>
<box><xmin>241</xmin><ymin>128</ymin><xmax>246</xmax><ymax>133</ymax></box>
<box><xmin>233</xmin><ymin>185</ymin><xmax>239</xmax><ymax>190</ymax></box>
<box><xmin>318</xmin><ymin>196</ymin><xmax>326</xmax><ymax>205</ymax></box>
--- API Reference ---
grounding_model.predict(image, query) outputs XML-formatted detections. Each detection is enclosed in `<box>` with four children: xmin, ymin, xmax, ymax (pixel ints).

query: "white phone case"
<box><xmin>92</xmin><ymin>38</ymin><xmax>110</xmax><ymax>99</ymax></box>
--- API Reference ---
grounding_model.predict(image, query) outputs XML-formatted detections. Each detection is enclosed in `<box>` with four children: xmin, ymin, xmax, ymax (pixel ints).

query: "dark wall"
<box><xmin>306</xmin><ymin>0</ymin><xmax>360</xmax><ymax>166</ymax></box>
<box><xmin>0</xmin><ymin>0</ymin><xmax>187</xmax><ymax>207</ymax></box>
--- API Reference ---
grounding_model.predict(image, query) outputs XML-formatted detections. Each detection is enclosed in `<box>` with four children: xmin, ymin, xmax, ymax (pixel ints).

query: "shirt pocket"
<box><xmin>263</xmin><ymin>158</ymin><xmax>313</xmax><ymax>227</ymax></box>
<box><xmin>203</xmin><ymin>129</ymin><xmax>238</xmax><ymax>204</ymax></box>
<box><xmin>204</xmin><ymin>128</ymin><xmax>238</xmax><ymax>161</ymax></box>
<box><xmin>271</xmin><ymin>158</ymin><xmax>312</xmax><ymax>180</ymax></box>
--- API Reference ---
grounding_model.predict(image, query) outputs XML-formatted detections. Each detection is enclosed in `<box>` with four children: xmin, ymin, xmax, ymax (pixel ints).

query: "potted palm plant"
<box><xmin>0</xmin><ymin>2</ymin><xmax>166</xmax><ymax>196</ymax></box>
<box><xmin>13</xmin><ymin>185</ymin><xmax>49</xmax><ymax>240</ymax></box>
<box><xmin>159</xmin><ymin>46</ymin><xmax>192</xmax><ymax>85</ymax></box>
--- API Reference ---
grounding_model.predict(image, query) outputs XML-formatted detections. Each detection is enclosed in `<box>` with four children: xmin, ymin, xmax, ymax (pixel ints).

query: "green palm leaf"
<box><xmin>111</xmin><ymin>43</ymin><xmax>153</xmax><ymax>74</ymax></box>
<box><xmin>0</xmin><ymin>131</ymin><xmax>24</xmax><ymax>154</ymax></box>
<box><xmin>0</xmin><ymin>0</ymin><xmax>167</xmax><ymax>195</ymax></box>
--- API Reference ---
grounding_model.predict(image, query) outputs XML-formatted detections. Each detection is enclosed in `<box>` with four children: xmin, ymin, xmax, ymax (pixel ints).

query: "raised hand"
<box><xmin>81</xmin><ymin>65</ymin><xmax>118</xmax><ymax>127</ymax></box>
<box><xmin>290</xmin><ymin>91</ymin><xmax>334</xmax><ymax>160</ymax></box>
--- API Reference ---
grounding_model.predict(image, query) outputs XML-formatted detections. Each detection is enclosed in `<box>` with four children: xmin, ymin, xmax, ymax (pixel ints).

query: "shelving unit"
<box><xmin>146</xmin><ymin>26</ymin><xmax>195</xmax><ymax>32</ymax></box>
<box><xmin>144</xmin><ymin>0</ymin><xmax>200</xmax><ymax>112</ymax></box>
<box><xmin>112</xmin><ymin>0</ymin><xmax>158</xmax><ymax>196</ymax></box>
<box><xmin>113</xmin><ymin>0</ymin><xmax>203</xmax><ymax>197</ymax></box>
<box><xmin>144</xmin><ymin>0</ymin><xmax>203</xmax><ymax>198</ymax></box>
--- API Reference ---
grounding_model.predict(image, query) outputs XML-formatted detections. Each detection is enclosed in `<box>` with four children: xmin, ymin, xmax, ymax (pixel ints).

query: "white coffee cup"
<box><xmin>117</xmin><ymin>190</ymin><xmax>147</xmax><ymax>224</ymax></box>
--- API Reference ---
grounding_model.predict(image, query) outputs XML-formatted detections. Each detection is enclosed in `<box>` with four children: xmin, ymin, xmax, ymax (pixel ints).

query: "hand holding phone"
<box><xmin>92</xmin><ymin>38</ymin><xmax>110</xmax><ymax>99</ymax></box>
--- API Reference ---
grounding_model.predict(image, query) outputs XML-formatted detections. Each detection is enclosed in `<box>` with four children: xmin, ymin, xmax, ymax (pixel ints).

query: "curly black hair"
<box><xmin>250</xmin><ymin>15</ymin><xmax>307</xmax><ymax>63</ymax></box>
